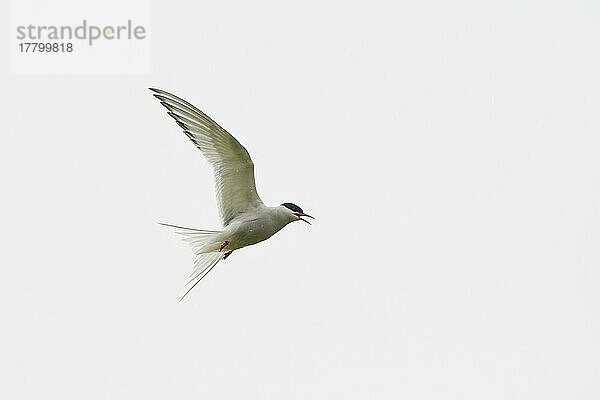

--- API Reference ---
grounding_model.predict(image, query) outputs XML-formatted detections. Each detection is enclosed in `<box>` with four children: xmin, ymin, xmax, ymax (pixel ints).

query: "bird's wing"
<box><xmin>150</xmin><ymin>88</ymin><xmax>263</xmax><ymax>226</ymax></box>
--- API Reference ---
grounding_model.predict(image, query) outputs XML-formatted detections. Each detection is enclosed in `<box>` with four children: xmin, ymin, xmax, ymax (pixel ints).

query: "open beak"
<box><xmin>294</xmin><ymin>212</ymin><xmax>314</xmax><ymax>225</ymax></box>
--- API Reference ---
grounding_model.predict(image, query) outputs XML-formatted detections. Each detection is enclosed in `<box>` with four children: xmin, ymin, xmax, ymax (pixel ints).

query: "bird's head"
<box><xmin>281</xmin><ymin>202</ymin><xmax>314</xmax><ymax>225</ymax></box>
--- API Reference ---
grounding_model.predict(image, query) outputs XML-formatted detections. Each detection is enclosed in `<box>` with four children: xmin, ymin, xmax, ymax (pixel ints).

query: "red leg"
<box><xmin>219</xmin><ymin>240</ymin><xmax>230</xmax><ymax>251</ymax></box>
<box><xmin>223</xmin><ymin>250</ymin><xmax>233</xmax><ymax>260</ymax></box>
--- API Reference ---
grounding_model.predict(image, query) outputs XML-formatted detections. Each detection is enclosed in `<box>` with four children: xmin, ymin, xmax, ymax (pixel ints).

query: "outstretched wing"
<box><xmin>150</xmin><ymin>88</ymin><xmax>263</xmax><ymax>226</ymax></box>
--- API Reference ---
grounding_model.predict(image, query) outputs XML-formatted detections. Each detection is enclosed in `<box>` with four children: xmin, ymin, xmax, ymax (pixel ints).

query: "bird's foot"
<box><xmin>219</xmin><ymin>240</ymin><xmax>230</xmax><ymax>251</ymax></box>
<box><xmin>223</xmin><ymin>251</ymin><xmax>233</xmax><ymax>260</ymax></box>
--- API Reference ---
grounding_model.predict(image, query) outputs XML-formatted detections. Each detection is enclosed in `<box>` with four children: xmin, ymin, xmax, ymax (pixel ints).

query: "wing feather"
<box><xmin>150</xmin><ymin>88</ymin><xmax>263</xmax><ymax>225</ymax></box>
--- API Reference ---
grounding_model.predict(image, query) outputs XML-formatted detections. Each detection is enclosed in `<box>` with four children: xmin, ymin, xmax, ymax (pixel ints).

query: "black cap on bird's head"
<box><xmin>281</xmin><ymin>202</ymin><xmax>314</xmax><ymax>224</ymax></box>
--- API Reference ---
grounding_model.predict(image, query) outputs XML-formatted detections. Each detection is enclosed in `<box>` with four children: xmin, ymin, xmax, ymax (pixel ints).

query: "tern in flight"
<box><xmin>150</xmin><ymin>88</ymin><xmax>314</xmax><ymax>300</ymax></box>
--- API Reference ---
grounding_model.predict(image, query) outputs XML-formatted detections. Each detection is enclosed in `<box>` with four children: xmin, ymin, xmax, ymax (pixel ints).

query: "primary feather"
<box><xmin>150</xmin><ymin>88</ymin><xmax>264</xmax><ymax>226</ymax></box>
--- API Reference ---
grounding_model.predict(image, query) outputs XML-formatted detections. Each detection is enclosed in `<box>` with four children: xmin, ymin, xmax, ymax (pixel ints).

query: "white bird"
<box><xmin>150</xmin><ymin>88</ymin><xmax>314</xmax><ymax>300</ymax></box>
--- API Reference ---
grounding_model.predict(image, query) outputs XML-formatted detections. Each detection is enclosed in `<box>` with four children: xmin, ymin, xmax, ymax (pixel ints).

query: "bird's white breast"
<box><xmin>223</xmin><ymin>206</ymin><xmax>292</xmax><ymax>250</ymax></box>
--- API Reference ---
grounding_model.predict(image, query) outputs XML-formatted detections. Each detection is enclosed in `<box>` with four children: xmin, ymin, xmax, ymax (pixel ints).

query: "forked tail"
<box><xmin>159</xmin><ymin>223</ymin><xmax>225</xmax><ymax>300</ymax></box>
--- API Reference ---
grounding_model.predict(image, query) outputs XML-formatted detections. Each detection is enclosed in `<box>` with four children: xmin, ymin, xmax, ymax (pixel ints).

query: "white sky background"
<box><xmin>1</xmin><ymin>0</ymin><xmax>600</xmax><ymax>398</ymax></box>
